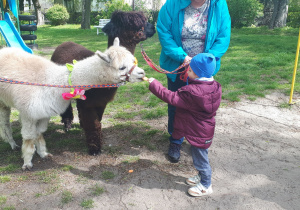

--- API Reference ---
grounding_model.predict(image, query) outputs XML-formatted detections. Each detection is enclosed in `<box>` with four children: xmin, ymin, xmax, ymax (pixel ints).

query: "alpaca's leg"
<box><xmin>60</xmin><ymin>104</ymin><xmax>74</xmax><ymax>131</ymax></box>
<box><xmin>35</xmin><ymin>134</ymin><xmax>52</xmax><ymax>159</ymax></box>
<box><xmin>77</xmin><ymin>103</ymin><xmax>105</xmax><ymax>156</ymax></box>
<box><xmin>20</xmin><ymin>115</ymin><xmax>38</xmax><ymax>170</ymax></box>
<box><xmin>21</xmin><ymin>139</ymin><xmax>35</xmax><ymax>170</ymax></box>
<box><xmin>0</xmin><ymin>104</ymin><xmax>18</xmax><ymax>150</ymax></box>
<box><xmin>35</xmin><ymin>118</ymin><xmax>52</xmax><ymax>158</ymax></box>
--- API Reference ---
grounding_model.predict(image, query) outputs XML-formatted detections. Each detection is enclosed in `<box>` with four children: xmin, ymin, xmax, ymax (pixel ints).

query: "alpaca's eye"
<box><xmin>119</xmin><ymin>66</ymin><xmax>126</xmax><ymax>71</ymax></box>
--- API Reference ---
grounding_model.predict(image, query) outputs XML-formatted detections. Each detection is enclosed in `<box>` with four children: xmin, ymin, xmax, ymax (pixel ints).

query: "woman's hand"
<box><xmin>183</xmin><ymin>56</ymin><xmax>192</xmax><ymax>64</ymax></box>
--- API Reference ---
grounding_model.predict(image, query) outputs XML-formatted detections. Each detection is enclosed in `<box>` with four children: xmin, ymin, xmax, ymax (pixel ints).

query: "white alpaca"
<box><xmin>0</xmin><ymin>38</ymin><xmax>145</xmax><ymax>170</ymax></box>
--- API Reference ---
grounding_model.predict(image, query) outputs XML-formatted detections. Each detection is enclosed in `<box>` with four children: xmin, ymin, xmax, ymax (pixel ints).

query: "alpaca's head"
<box><xmin>96</xmin><ymin>38</ymin><xmax>145</xmax><ymax>83</ymax></box>
<box><xmin>102</xmin><ymin>11</ymin><xmax>156</xmax><ymax>51</ymax></box>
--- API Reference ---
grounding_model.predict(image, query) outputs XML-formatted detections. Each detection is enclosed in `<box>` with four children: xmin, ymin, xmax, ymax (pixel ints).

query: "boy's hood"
<box><xmin>180</xmin><ymin>79</ymin><xmax>221</xmax><ymax>114</ymax></box>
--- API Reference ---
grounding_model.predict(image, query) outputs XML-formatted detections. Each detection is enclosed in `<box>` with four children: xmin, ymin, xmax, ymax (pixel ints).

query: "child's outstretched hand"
<box><xmin>148</xmin><ymin>78</ymin><xmax>155</xmax><ymax>83</ymax></box>
<box><xmin>143</xmin><ymin>77</ymin><xmax>155</xmax><ymax>83</ymax></box>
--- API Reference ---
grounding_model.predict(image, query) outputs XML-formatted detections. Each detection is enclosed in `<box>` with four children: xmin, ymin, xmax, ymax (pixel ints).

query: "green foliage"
<box><xmin>134</xmin><ymin>0</ymin><xmax>148</xmax><ymax>11</ymax></box>
<box><xmin>19</xmin><ymin>12</ymin><xmax>32</xmax><ymax>25</ymax></box>
<box><xmin>89</xmin><ymin>184</ymin><xmax>105</xmax><ymax>196</ymax></box>
<box><xmin>100</xmin><ymin>0</ymin><xmax>132</xmax><ymax>19</ymax></box>
<box><xmin>61</xmin><ymin>191</ymin><xmax>73</xmax><ymax>204</ymax></box>
<box><xmin>0</xmin><ymin>164</ymin><xmax>19</xmax><ymax>173</ymax></box>
<box><xmin>132</xmin><ymin>0</ymin><xmax>160</xmax><ymax>25</ymax></box>
<box><xmin>2</xmin><ymin>206</ymin><xmax>15</xmax><ymax>210</ymax></box>
<box><xmin>91</xmin><ymin>12</ymin><xmax>102</xmax><ymax>25</ymax></box>
<box><xmin>59</xmin><ymin>1</ymin><xmax>160</xmax><ymax>25</ymax></box>
<box><xmin>217</xmin><ymin>27</ymin><xmax>299</xmax><ymax>101</ymax></box>
<box><xmin>80</xmin><ymin>199</ymin><xmax>94</xmax><ymax>208</ymax></box>
<box><xmin>34</xmin><ymin>170</ymin><xmax>58</xmax><ymax>184</ymax></box>
<box><xmin>101</xmin><ymin>171</ymin><xmax>115</xmax><ymax>179</ymax></box>
<box><xmin>148</xmin><ymin>10</ymin><xmax>159</xmax><ymax>25</ymax></box>
<box><xmin>0</xmin><ymin>195</ymin><xmax>7</xmax><ymax>205</ymax></box>
<box><xmin>0</xmin><ymin>176</ymin><xmax>11</xmax><ymax>183</ymax></box>
<box><xmin>227</xmin><ymin>0</ymin><xmax>263</xmax><ymax>28</ymax></box>
<box><xmin>46</xmin><ymin>4</ymin><xmax>70</xmax><ymax>26</ymax></box>
<box><xmin>287</xmin><ymin>0</ymin><xmax>300</xmax><ymax>28</ymax></box>
<box><xmin>60</xmin><ymin>165</ymin><xmax>74</xmax><ymax>171</ymax></box>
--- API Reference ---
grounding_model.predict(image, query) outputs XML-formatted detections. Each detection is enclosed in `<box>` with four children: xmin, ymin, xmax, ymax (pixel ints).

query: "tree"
<box><xmin>54</xmin><ymin>0</ymin><xmax>64</xmax><ymax>4</ymax></box>
<box><xmin>19</xmin><ymin>0</ymin><xmax>24</xmax><ymax>12</ymax></box>
<box><xmin>261</xmin><ymin>0</ymin><xmax>289</xmax><ymax>29</ymax></box>
<box><xmin>32</xmin><ymin>0</ymin><xmax>45</xmax><ymax>25</ymax></box>
<box><xmin>81</xmin><ymin>0</ymin><xmax>91</xmax><ymax>29</ymax></box>
<box><xmin>287</xmin><ymin>0</ymin><xmax>300</xmax><ymax>28</ymax></box>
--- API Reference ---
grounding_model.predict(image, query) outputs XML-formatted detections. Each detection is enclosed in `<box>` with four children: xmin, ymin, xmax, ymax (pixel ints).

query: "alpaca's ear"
<box><xmin>96</xmin><ymin>51</ymin><xmax>110</xmax><ymax>63</ymax></box>
<box><xmin>113</xmin><ymin>37</ymin><xmax>120</xmax><ymax>47</ymax></box>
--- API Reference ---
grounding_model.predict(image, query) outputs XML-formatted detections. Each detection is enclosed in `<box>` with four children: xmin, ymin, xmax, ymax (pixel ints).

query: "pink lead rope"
<box><xmin>140</xmin><ymin>44</ymin><xmax>190</xmax><ymax>82</ymax></box>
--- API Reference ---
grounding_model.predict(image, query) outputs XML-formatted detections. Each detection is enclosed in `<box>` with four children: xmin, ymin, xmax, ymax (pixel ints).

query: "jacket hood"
<box><xmin>180</xmin><ymin>79</ymin><xmax>222</xmax><ymax>114</ymax></box>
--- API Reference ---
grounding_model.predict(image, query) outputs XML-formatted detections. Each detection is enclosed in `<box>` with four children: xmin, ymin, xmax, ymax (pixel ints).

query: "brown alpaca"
<box><xmin>51</xmin><ymin>10</ymin><xmax>156</xmax><ymax>155</ymax></box>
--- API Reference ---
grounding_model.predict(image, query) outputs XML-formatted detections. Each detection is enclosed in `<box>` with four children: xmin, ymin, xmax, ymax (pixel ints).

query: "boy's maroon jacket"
<box><xmin>149</xmin><ymin>78</ymin><xmax>222</xmax><ymax>149</ymax></box>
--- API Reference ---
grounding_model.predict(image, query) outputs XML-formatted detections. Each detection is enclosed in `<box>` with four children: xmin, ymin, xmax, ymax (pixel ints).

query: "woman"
<box><xmin>156</xmin><ymin>0</ymin><xmax>231</xmax><ymax>163</ymax></box>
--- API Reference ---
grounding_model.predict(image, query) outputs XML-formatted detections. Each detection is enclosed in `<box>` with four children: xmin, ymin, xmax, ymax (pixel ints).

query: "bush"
<box><xmin>148</xmin><ymin>10</ymin><xmax>159</xmax><ymax>25</ymax></box>
<box><xmin>91</xmin><ymin>12</ymin><xmax>101</xmax><ymax>25</ymax></box>
<box><xmin>227</xmin><ymin>0</ymin><xmax>263</xmax><ymax>28</ymax></box>
<box><xmin>46</xmin><ymin>4</ymin><xmax>70</xmax><ymax>26</ymax></box>
<box><xmin>100</xmin><ymin>0</ymin><xmax>132</xmax><ymax>19</ymax></box>
<box><xmin>287</xmin><ymin>0</ymin><xmax>300</xmax><ymax>28</ymax></box>
<box><xmin>19</xmin><ymin>12</ymin><xmax>33</xmax><ymax>25</ymax></box>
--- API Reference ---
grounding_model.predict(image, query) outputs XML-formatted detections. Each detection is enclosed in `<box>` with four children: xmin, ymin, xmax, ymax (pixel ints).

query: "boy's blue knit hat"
<box><xmin>190</xmin><ymin>53</ymin><xmax>216</xmax><ymax>78</ymax></box>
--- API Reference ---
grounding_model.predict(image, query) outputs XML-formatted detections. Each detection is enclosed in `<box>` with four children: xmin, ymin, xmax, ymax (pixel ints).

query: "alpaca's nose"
<box><xmin>134</xmin><ymin>68</ymin><xmax>145</xmax><ymax>79</ymax></box>
<box><xmin>139</xmin><ymin>71</ymin><xmax>145</xmax><ymax>76</ymax></box>
<box><xmin>138</xmin><ymin>69</ymin><xmax>145</xmax><ymax>77</ymax></box>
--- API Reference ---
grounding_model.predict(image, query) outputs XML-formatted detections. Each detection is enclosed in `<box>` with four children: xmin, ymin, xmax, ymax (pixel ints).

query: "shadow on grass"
<box><xmin>0</xmin><ymin>120</ymin><xmax>169</xmax><ymax>172</ymax></box>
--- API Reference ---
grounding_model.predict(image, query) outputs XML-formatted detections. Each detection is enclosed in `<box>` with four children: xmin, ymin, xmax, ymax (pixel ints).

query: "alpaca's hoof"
<box><xmin>38</xmin><ymin>152</ymin><xmax>53</xmax><ymax>159</ymax></box>
<box><xmin>88</xmin><ymin>148</ymin><xmax>101</xmax><ymax>156</ymax></box>
<box><xmin>43</xmin><ymin>153</ymin><xmax>53</xmax><ymax>159</ymax></box>
<box><xmin>22</xmin><ymin>163</ymin><xmax>33</xmax><ymax>171</ymax></box>
<box><xmin>63</xmin><ymin>119</ymin><xmax>73</xmax><ymax>132</ymax></box>
<box><xmin>12</xmin><ymin>144</ymin><xmax>20</xmax><ymax>151</ymax></box>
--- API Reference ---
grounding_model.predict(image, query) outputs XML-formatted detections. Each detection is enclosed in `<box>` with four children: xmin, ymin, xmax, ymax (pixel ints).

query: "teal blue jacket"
<box><xmin>157</xmin><ymin>0</ymin><xmax>231</xmax><ymax>81</ymax></box>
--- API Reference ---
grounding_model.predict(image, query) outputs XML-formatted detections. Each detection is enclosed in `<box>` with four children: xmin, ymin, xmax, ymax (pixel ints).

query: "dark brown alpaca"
<box><xmin>51</xmin><ymin>10</ymin><xmax>156</xmax><ymax>155</ymax></box>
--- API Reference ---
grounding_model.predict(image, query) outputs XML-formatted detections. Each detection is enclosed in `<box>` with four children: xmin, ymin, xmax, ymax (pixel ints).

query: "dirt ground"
<box><xmin>1</xmin><ymin>92</ymin><xmax>300</xmax><ymax>210</ymax></box>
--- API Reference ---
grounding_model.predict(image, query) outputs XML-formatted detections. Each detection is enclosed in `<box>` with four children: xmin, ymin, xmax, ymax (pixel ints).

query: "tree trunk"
<box><xmin>32</xmin><ymin>0</ymin><xmax>45</xmax><ymax>25</ymax></box>
<box><xmin>132</xmin><ymin>0</ymin><xmax>135</xmax><ymax>11</ymax></box>
<box><xmin>262</xmin><ymin>0</ymin><xmax>289</xmax><ymax>29</ymax></box>
<box><xmin>262</xmin><ymin>0</ymin><xmax>272</xmax><ymax>25</ymax></box>
<box><xmin>272</xmin><ymin>0</ymin><xmax>288</xmax><ymax>28</ymax></box>
<box><xmin>81</xmin><ymin>0</ymin><xmax>91</xmax><ymax>29</ymax></box>
<box><xmin>19</xmin><ymin>0</ymin><xmax>24</xmax><ymax>13</ymax></box>
<box><xmin>54</xmin><ymin>0</ymin><xmax>64</xmax><ymax>5</ymax></box>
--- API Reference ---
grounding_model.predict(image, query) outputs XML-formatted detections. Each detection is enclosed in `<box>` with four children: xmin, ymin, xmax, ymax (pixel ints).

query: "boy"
<box><xmin>147</xmin><ymin>53</ymin><xmax>222</xmax><ymax>196</ymax></box>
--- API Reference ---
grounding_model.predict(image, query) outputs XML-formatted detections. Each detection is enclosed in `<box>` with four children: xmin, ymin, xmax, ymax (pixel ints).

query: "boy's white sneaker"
<box><xmin>188</xmin><ymin>183</ymin><xmax>213</xmax><ymax>197</ymax></box>
<box><xmin>186</xmin><ymin>174</ymin><xmax>201</xmax><ymax>186</ymax></box>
